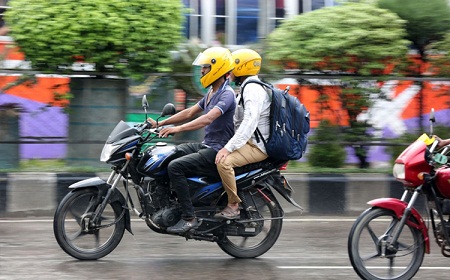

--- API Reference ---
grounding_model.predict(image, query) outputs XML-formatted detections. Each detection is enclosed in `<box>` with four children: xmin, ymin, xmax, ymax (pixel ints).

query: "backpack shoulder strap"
<box><xmin>239</xmin><ymin>79</ymin><xmax>271</xmax><ymax>144</ymax></box>
<box><xmin>239</xmin><ymin>79</ymin><xmax>271</xmax><ymax>107</ymax></box>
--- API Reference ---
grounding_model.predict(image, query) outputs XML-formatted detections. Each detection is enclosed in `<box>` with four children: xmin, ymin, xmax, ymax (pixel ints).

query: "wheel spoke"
<box><xmin>361</xmin><ymin>251</ymin><xmax>380</xmax><ymax>261</ymax></box>
<box><xmin>388</xmin><ymin>258</ymin><xmax>395</xmax><ymax>277</ymax></box>
<box><xmin>366</xmin><ymin>224</ymin><xmax>379</xmax><ymax>246</ymax></box>
<box><xmin>239</xmin><ymin>237</ymin><xmax>248</xmax><ymax>248</ymax></box>
<box><xmin>95</xmin><ymin>231</ymin><xmax>100</xmax><ymax>247</ymax></box>
<box><xmin>67</xmin><ymin>229</ymin><xmax>83</xmax><ymax>241</ymax></box>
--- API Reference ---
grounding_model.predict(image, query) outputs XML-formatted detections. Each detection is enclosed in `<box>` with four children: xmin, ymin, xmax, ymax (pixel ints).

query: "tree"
<box><xmin>5</xmin><ymin>0</ymin><xmax>184</xmax><ymax>80</ymax></box>
<box><xmin>378</xmin><ymin>0</ymin><xmax>450</xmax><ymax>130</ymax></box>
<box><xmin>378</xmin><ymin>0</ymin><xmax>450</xmax><ymax>64</ymax></box>
<box><xmin>266</xmin><ymin>2</ymin><xmax>408</xmax><ymax>74</ymax></box>
<box><xmin>4</xmin><ymin>0</ymin><xmax>184</xmax><ymax>167</ymax></box>
<box><xmin>265</xmin><ymin>2</ymin><xmax>410</xmax><ymax>168</ymax></box>
<box><xmin>430</xmin><ymin>34</ymin><xmax>450</xmax><ymax>77</ymax></box>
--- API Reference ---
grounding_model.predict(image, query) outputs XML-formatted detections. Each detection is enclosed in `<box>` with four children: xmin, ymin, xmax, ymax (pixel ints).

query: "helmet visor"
<box><xmin>192</xmin><ymin>52</ymin><xmax>212</xmax><ymax>67</ymax></box>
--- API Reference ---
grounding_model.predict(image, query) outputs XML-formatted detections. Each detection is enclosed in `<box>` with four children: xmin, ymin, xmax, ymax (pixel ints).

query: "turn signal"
<box><xmin>125</xmin><ymin>153</ymin><xmax>133</xmax><ymax>161</ymax></box>
<box><xmin>417</xmin><ymin>172</ymin><xmax>425</xmax><ymax>181</ymax></box>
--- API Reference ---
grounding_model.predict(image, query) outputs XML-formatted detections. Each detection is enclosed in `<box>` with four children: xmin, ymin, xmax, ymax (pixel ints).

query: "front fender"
<box><xmin>69</xmin><ymin>177</ymin><xmax>106</xmax><ymax>189</ymax></box>
<box><xmin>69</xmin><ymin>177</ymin><xmax>132</xmax><ymax>234</ymax></box>
<box><xmin>368</xmin><ymin>198</ymin><xmax>430</xmax><ymax>254</ymax></box>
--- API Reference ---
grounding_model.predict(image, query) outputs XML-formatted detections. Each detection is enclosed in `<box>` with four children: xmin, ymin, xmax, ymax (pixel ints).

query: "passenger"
<box><xmin>215</xmin><ymin>49</ymin><xmax>270</xmax><ymax>220</ymax></box>
<box><xmin>147</xmin><ymin>47</ymin><xmax>236</xmax><ymax>233</ymax></box>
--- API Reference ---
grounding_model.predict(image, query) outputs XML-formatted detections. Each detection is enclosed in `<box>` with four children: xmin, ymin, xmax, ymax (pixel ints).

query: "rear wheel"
<box><xmin>217</xmin><ymin>187</ymin><xmax>283</xmax><ymax>258</ymax></box>
<box><xmin>348</xmin><ymin>207</ymin><xmax>425</xmax><ymax>280</ymax></box>
<box><xmin>53</xmin><ymin>188</ymin><xmax>126</xmax><ymax>260</ymax></box>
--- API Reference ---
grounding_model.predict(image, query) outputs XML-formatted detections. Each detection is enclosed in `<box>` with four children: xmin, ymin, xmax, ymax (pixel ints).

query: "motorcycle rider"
<box><xmin>147</xmin><ymin>47</ymin><xmax>236</xmax><ymax>233</ymax></box>
<box><xmin>214</xmin><ymin>49</ymin><xmax>270</xmax><ymax>219</ymax></box>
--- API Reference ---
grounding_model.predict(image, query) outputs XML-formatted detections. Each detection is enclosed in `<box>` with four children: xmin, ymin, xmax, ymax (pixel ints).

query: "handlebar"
<box><xmin>429</xmin><ymin>140</ymin><xmax>439</xmax><ymax>154</ymax></box>
<box><xmin>428</xmin><ymin>137</ymin><xmax>450</xmax><ymax>168</ymax></box>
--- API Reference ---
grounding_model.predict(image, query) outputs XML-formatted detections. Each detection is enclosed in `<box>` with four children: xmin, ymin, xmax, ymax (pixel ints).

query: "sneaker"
<box><xmin>167</xmin><ymin>218</ymin><xmax>199</xmax><ymax>234</ymax></box>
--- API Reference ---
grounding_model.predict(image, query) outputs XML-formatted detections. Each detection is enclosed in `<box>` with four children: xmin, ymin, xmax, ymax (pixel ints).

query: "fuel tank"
<box><xmin>137</xmin><ymin>143</ymin><xmax>178</xmax><ymax>177</ymax></box>
<box><xmin>435</xmin><ymin>167</ymin><xmax>450</xmax><ymax>198</ymax></box>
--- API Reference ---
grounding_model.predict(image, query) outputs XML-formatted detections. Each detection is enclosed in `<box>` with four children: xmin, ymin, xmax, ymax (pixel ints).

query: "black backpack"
<box><xmin>240</xmin><ymin>80</ymin><xmax>310</xmax><ymax>161</ymax></box>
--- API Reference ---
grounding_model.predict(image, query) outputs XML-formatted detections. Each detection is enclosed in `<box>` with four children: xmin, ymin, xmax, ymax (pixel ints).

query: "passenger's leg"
<box><xmin>216</xmin><ymin>142</ymin><xmax>267</xmax><ymax>218</ymax></box>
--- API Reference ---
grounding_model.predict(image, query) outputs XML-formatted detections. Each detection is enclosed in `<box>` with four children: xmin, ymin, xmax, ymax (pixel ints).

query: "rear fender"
<box><xmin>69</xmin><ymin>177</ymin><xmax>132</xmax><ymax>234</ymax></box>
<box><xmin>264</xmin><ymin>174</ymin><xmax>303</xmax><ymax>211</ymax></box>
<box><xmin>368</xmin><ymin>198</ymin><xmax>430</xmax><ymax>254</ymax></box>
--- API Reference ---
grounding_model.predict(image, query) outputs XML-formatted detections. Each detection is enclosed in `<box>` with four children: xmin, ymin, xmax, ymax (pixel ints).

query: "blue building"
<box><xmin>182</xmin><ymin>0</ymin><xmax>337</xmax><ymax>46</ymax></box>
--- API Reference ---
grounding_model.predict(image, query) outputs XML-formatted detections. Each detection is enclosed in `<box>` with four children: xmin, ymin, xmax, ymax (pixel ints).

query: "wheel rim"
<box><xmin>220</xmin><ymin>190</ymin><xmax>283</xmax><ymax>257</ymax></box>
<box><xmin>349</xmin><ymin>208</ymin><xmax>425</xmax><ymax>280</ymax></box>
<box><xmin>60</xmin><ymin>192</ymin><xmax>119</xmax><ymax>254</ymax></box>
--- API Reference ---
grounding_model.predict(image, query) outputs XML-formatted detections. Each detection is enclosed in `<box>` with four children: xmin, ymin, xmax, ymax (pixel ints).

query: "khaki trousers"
<box><xmin>216</xmin><ymin>142</ymin><xmax>268</xmax><ymax>204</ymax></box>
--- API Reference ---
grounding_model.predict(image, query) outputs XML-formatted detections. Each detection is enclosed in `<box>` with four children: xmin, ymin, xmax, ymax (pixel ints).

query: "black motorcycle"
<box><xmin>53</xmin><ymin>96</ymin><xmax>303</xmax><ymax>260</ymax></box>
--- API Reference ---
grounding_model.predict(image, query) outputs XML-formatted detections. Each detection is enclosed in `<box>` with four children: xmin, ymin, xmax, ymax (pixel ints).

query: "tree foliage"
<box><xmin>378</xmin><ymin>0</ymin><xmax>450</xmax><ymax>60</ymax></box>
<box><xmin>5</xmin><ymin>0</ymin><xmax>184</xmax><ymax>79</ymax></box>
<box><xmin>308</xmin><ymin>120</ymin><xmax>346</xmax><ymax>168</ymax></box>
<box><xmin>266</xmin><ymin>2</ymin><xmax>410</xmax><ymax>168</ymax></box>
<box><xmin>266</xmin><ymin>2</ymin><xmax>409</xmax><ymax>75</ymax></box>
<box><xmin>429</xmin><ymin>34</ymin><xmax>450</xmax><ymax>77</ymax></box>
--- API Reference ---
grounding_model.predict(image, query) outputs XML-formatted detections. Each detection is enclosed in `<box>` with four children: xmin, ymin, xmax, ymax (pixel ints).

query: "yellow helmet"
<box><xmin>231</xmin><ymin>49</ymin><xmax>262</xmax><ymax>77</ymax></box>
<box><xmin>192</xmin><ymin>47</ymin><xmax>234</xmax><ymax>88</ymax></box>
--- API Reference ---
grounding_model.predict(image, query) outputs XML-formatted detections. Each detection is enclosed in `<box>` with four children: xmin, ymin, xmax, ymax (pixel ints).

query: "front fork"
<box><xmin>91</xmin><ymin>161</ymin><xmax>130</xmax><ymax>226</ymax></box>
<box><xmin>368</xmin><ymin>187</ymin><xmax>431</xmax><ymax>254</ymax></box>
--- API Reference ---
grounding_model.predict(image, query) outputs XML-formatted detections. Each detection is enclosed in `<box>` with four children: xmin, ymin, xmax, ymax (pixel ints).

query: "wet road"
<box><xmin>1</xmin><ymin>216</ymin><xmax>450</xmax><ymax>280</ymax></box>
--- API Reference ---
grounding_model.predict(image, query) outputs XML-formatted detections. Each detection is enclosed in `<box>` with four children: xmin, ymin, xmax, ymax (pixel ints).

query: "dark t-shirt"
<box><xmin>197</xmin><ymin>83</ymin><xmax>236</xmax><ymax>151</ymax></box>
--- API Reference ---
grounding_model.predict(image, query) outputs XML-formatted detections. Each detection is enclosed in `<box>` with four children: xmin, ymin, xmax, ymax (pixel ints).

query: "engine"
<box><xmin>151</xmin><ymin>206</ymin><xmax>182</xmax><ymax>228</ymax></box>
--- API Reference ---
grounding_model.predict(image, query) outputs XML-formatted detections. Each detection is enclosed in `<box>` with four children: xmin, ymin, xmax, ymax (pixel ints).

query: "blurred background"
<box><xmin>0</xmin><ymin>0</ymin><xmax>450</xmax><ymax>171</ymax></box>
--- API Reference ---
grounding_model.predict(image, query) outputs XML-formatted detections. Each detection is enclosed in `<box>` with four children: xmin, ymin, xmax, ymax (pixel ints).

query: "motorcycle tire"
<box><xmin>53</xmin><ymin>187</ymin><xmax>126</xmax><ymax>260</ymax></box>
<box><xmin>348</xmin><ymin>207</ymin><xmax>425</xmax><ymax>280</ymax></box>
<box><xmin>217</xmin><ymin>187</ymin><xmax>283</xmax><ymax>258</ymax></box>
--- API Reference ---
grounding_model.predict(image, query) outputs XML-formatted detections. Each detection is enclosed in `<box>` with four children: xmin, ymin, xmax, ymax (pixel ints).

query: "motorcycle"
<box><xmin>348</xmin><ymin>109</ymin><xmax>450</xmax><ymax>280</ymax></box>
<box><xmin>53</xmin><ymin>96</ymin><xmax>302</xmax><ymax>260</ymax></box>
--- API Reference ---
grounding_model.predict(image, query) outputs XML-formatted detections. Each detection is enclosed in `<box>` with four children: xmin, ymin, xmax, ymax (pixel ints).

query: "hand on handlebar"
<box><xmin>147</xmin><ymin>117</ymin><xmax>157</xmax><ymax>128</ymax></box>
<box><xmin>432</xmin><ymin>135</ymin><xmax>449</xmax><ymax>148</ymax></box>
<box><xmin>159</xmin><ymin>126</ymin><xmax>179</xmax><ymax>138</ymax></box>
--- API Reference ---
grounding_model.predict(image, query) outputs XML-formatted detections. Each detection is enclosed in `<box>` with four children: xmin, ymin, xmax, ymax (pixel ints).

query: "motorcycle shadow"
<box><xmin>56</xmin><ymin>257</ymin><xmax>280</xmax><ymax>280</ymax></box>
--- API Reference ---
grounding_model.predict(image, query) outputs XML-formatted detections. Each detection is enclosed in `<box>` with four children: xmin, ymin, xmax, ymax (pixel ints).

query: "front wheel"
<box><xmin>348</xmin><ymin>207</ymin><xmax>425</xmax><ymax>280</ymax></box>
<box><xmin>217</xmin><ymin>187</ymin><xmax>283</xmax><ymax>258</ymax></box>
<box><xmin>53</xmin><ymin>188</ymin><xmax>126</xmax><ymax>260</ymax></box>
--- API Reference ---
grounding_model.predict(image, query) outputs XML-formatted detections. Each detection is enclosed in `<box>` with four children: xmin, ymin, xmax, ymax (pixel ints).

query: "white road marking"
<box><xmin>278</xmin><ymin>266</ymin><xmax>450</xmax><ymax>270</ymax></box>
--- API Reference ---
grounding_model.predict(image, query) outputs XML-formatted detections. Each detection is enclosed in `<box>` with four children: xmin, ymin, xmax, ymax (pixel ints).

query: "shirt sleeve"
<box><xmin>214</xmin><ymin>89</ymin><xmax>235</xmax><ymax>115</ymax></box>
<box><xmin>197</xmin><ymin>96</ymin><xmax>206</xmax><ymax>110</ymax></box>
<box><xmin>224</xmin><ymin>83</ymin><xmax>266</xmax><ymax>152</ymax></box>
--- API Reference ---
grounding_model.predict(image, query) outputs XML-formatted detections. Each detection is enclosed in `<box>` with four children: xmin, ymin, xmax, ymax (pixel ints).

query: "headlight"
<box><xmin>100</xmin><ymin>143</ymin><xmax>120</xmax><ymax>162</ymax></box>
<box><xmin>393</xmin><ymin>163</ymin><xmax>405</xmax><ymax>180</ymax></box>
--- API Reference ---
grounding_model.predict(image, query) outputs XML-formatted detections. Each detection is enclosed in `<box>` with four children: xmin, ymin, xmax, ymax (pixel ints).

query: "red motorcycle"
<box><xmin>348</xmin><ymin>110</ymin><xmax>450</xmax><ymax>280</ymax></box>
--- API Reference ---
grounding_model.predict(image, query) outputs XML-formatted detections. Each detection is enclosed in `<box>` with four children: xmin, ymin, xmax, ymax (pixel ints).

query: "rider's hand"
<box><xmin>147</xmin><ymin>117</ymin><xmax>157</xmax><ymax>128</ymax></box>
<box><xmin>433</xmin><ymin>135</ymin><xmax>450</xmax><ymax>148</ymax></box>
<box><xmin>215</xmin><ymin>148</ymin><xmax>231</xmax><ymax>164</ymax></box>
<box><xmin>159</xmin><ymin>126</ymin><xmax>179</xmax><ymax>138</ymax></box>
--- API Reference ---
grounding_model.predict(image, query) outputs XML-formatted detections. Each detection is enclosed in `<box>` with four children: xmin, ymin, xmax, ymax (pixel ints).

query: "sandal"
<box><xmin>214</xmin><ymin>206</ymin><xmax>240</xmax><ymax>220</ymax></box>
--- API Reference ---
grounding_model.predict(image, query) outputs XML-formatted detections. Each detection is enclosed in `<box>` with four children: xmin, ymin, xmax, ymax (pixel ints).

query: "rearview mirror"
<box><xmin>429</xmin><ymin>108</ymin><xmax>435</xmax><ymax>123</ymax></box>
<box><xmin>430</xmin><ymin>108</ymin><xmax>435</xmax><ymax>136</ymax></box>
<box><xmin>161</xmin><ymin>103</ymin><xmax>176</xmax><ymax>117</ymax></box>
<box><xmin>142</xmin><ymin>95</ymin><xmax>149</xmax><ymax>111</ymax></box>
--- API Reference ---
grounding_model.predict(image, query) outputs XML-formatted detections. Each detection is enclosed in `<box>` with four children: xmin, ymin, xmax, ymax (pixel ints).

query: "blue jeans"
<box><xmin>168</xmin><ymin>143</ymin><xmax>218</xmax><ymax>220</ymax></box>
